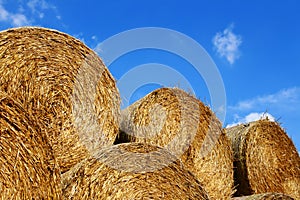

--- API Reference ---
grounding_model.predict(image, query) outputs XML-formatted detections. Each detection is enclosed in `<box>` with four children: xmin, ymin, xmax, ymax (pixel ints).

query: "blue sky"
<box><xmin>0</xmin><ymin>0</ymin><xmax>299</xmax><ymax>151</ymax></box>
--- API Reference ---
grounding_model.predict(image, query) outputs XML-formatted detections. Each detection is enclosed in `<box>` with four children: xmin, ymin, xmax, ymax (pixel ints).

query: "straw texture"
<box><xmin>62</xmin><ymin>143</ymin><xmax>210</xmax><ymax>199</ymax></box>
<box><xmin>0</xmin><ymin>91</ymin><xmax>62</xmax><ymax>199</ymax></box>
<box><xmin>233</xmin><ymin>193</ymin><xmax>294</xmax><ymax>200</ymax></box>
<box><xmin>0</xmin><ymin>27</ymin><xmax>120</xmax><ymax>172</ymax></box>
<box><xmin>119</xmin><ymin>87</ymin><xmax>234</xmax><ymax>199</ymax></box>
<box><xmin>226</xmin><ymin>120</ymin><xmax>300</xmax><ymax>199</ymax></box>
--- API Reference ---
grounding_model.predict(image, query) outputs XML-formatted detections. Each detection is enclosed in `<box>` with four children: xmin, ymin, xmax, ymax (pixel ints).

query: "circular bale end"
<box><xmin>233</xmin><ymin>193</ymin><xmax>294</xmax><ymax>200</ymax></box>
<box><xmin>0</xmin><ymin>27</ymin><xmax>120</xmax><ymax>172</ymax></box>
<box><xmin>119</xmin><ymin>87</ymin><xmax>234</xmax><ymax>199</ymax></box>
<box><xmin>62</xmin><ymin>143</ymin><xmax>209</xmax><ymax>199</ymax></box>
<box><xmin>0</xmin><ymin>91</ymin><xmax>61</xmax><ymax>199</ymax></box>
<box><xmin>226</xmin><ymin>119</ymin><xmax>300</xmax><ymax>199</ymax></box>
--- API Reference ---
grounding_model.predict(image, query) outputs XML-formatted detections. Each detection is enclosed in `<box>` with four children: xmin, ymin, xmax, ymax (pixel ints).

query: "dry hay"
<box><xmin>62</xmin><ymin>143</ymin><xmax>210</xmax><ymax>199</ymax></box>
<box><xmin>232</xmin><ymin>193</ymin><xmax>294</xmax><ymax>200</ymax></box>
<box><xmin>0</xmin><ymin>91</ymin><xmax>62</xmax><ymax>199</ymax></box>
<box><xmin>226</xmin><ymin>119</ymin><xmax>300</xmax><ymax>199</ymax></box>
<box><xmin>118</xmin><ymin>87</ymin><xmax>234</xmax><ymax>199</ymax></box>
<box><xmin>0</xmin><ymin>27</ymin><xmax>120</xmax><ymax>172</ymax></box>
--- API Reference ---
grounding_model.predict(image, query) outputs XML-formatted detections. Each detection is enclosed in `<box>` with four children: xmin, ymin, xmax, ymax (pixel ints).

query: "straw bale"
<box><xmin>226</xmin><ymin>120</ymin><xmax>300</xmax><ymax>199</ymax></box>
<box><xmin>119</xmin><ymin>87</ymin><xmax>234</xmax><ymax>199</ymax></box>
<box><xmin>0</xmin><ymin>91</ymin><xmax>62</xmax><ymax>199</ymax></box>
<box><xmin>62</xmin><ymin>143</ymin><xmax>210</xmax><ymax>199</ymax></box>
<box><xmin>232</xmin><ymin>193</ymin><xmax>294</xmax><ymax>200</ymax></box>
<box><xmin>0</xmin><ymin>27</ymin><xmax>120</xmax><ymax>172</ymax></box>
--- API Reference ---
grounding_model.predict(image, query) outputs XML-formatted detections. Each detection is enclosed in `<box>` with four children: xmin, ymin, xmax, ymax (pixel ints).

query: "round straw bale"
<box><xmin>62</xmin><ymin>143</ymin><xmax>209</xmax><ymax>199</ymax></box>
<box><xmin>118</xmin><ymin>87</ymin><xmax>234</xmax><ymax>199</ymax></box>
<box><xmin>233</xmin><ymin>193</ymin><xmax>294</xmax><ymax>200</ymax></box>
<box><xmin>226</xmin><ymin>119</ymin><xmax>300</xmax><ymax>199</ymax></box>
<box><xmin>0</xmin><ymin>91</ymin><xmax>61</xmax><ymax>199</ymax></box>
<box><xmin>0</xmin><ymin>27</ymin><xmax>120</xmax><ymax>172</ymax></box>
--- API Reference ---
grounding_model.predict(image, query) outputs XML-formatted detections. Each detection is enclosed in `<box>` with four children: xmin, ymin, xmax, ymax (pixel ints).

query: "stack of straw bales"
<box><xmin>226</xmin><ymin>120</ymin><xmax>300</xmax><ymax>199</ymax></box>
<box><xmin>119</xmin><ymin>88</ymin><xmax>234</xmax><ymax>199</ymax></box>
<box><xmin>233</xmin><ymin>193</ymin><xmax>294</xmax><ymax>200</ymax></box>
<box><xmin>0</xmin><ymin>27</ymin><xmax>120</xmax><ymax>172</ymax></box>
<box><xmin>0</xmin><ymin>91</ymin><xmax>62</xmax><ymax>199</ymax></box>
<box><xmin>1</xmin><ymin>26</ymin><xmax>299</xmax><ymax>199</ymax></box>
<box><xmin>62</xmin><ymin>143</ymin><xmax>210</xmax><ymax>199</ymax></box>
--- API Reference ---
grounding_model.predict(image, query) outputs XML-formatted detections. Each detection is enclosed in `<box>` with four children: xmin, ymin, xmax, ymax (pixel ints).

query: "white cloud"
<box><xmin>213</xmin><ymin>24</ymin><xmax>242</xmax><ymax>64</ymax></box>
<box><xmin>0</xmin><ymin>0</ymin><xmax>60</xmax><ymax>27</ymax></box>
<box><xmin>11</xmin><ymin>13</ymin><xmax>29</xmax><ymax>26</ymax></box>
<box><xmin>0</xmin><ymin>3</ymin><xmax>30</xmax><ymax>26</ymax></box>
<box><xmin>27</xmin><ymin>0</ymin><xmax>57</xmax><ymax>20</ymax></box>
<box><xmin>0</xmin><ymin>5</ymin><xmax>9</xmax><ymax>20</ymax></box>
<box><xmin>27</xmin><ymin>0</ymin><xmax>55</xmax><ymax>13</ymax></box>
<box><xmin>229</xmin><ymin>87</ymin><xmax>300</xmax><ymax>112</ymax></box>
<box><xmin>227</xmin><ymin>87</ymin><xmax>300</xmax><ymax>151</ymax></box>
<box><xmin>39</xmin><ymin>12</ymin><xmax>44</xmax><ymax>19</ymax></box>
<box><xmin>17</xmin><ymin>5</ymin><xmax>25</xmax><ymax>13</ymax></box>
<box><xmin>226</xmin><ymin>112</ymin><xmax>275</xmax><ymax>128</ymax></box>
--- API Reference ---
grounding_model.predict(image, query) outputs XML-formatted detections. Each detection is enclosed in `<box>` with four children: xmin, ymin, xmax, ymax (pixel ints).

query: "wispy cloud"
<box><xmin>226</xmin><ymin>112</ymin><xmax>275</xmax><ymax>128</ymax></box>
<box><xmin>27</xmin><ymin>0</ymin><xmax>57</xmax><ymax>19</ymax></box>
<box><xmin>73</xmin><ymin>32</ymin><xmax>86</xmax><ymax>44</ymax></box>
<box><xmin>0</xmin><ymin>4</ymin><xmax>30</xmax><ymax>26</ymax></box>
<box><xmin>226</xmin><ymin>86</ymin><xmax>300</xmax><ymax>147</ymax></box>
<box><xmin>10</xmin><ymin>13</ymin><xmax>30</xmax><ymax>26</ymax></box>
<box><xmin>27</xmin><ymin>0</ymin><xmax>53</xmax><ymax>12</ymax></box>
<box><xmin>213</xmin><ymin>24</ymin><xmax>242</xmax><ymax>64</ymax></box>
<box><xmin>0</xmin><ymin>5</ymin><xmax>9</xmax><ymax>21</ymax></box>
<box><xmin>229</xmin><ymin>87</ymin><xmax>300</xmax><ymax>112</ymax></box>
<box><xmin>0</xmin><ymin>0</ymin><xmax>60</xmax><ymax>27</ymax></box>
